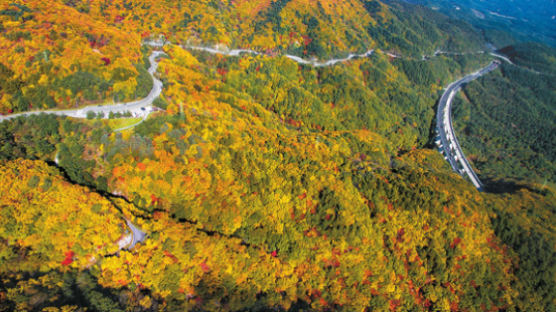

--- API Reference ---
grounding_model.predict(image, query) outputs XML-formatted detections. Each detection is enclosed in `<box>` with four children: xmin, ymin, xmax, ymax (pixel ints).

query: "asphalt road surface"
<box><xmin>0</xmin><ymin>50</ymin><xmax>165</xmax><ymax>123</ymax></box>
<box><xmin>435</xmin><ymin>61</ymin><xmax>500</xmax><ymax>191</ymax></box>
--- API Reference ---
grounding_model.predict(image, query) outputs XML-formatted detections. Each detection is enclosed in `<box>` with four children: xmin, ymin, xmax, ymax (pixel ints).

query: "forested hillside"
<box><xmin>3</xmin><ymin>114</ymin><xmax>554</xmax><ymax>311</ymax></box>
<box><xmin>1</xmin><ymin>0</ymin><xmax>491</xmax><ymax>114</ymax></box>
<box><xmin>403</xmin><ymin>0</ymin><xmax>556</xmax><ymax>47</ymax></box>
<box><xmin>453</xmin><ymin>43</ymin><xmax>556</xmax><ymax>187</ymax></box>
<box><xmin>0</xmin><ymin>0</ymin><xmax>554</xmax><ymax>311</ymax></box>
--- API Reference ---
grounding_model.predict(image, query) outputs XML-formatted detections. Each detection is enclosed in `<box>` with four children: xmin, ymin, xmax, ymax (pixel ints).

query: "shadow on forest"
<box><xmin>0</xmin><ymin>270</ymin><xmax>159</xmax><ymax>312</ymax></box>
<box><xmin>482</xmin><ymin>177</ymin><xmax>542</xmax><ymax>195</ymax></box>
<box><xmin>0</xmin><ymin>262</ymin><xmax>316</xmax><ymax>312</ymax></box>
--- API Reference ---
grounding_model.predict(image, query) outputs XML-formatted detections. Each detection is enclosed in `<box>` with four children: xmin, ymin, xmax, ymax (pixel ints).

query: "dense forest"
<box><xmin>2</xmin><ymin>113</ymin><xmax>554</xmax><ymax>311</ymax></box>
<box><xmin>1</xmin><ymin>0</ymin><xmax>495</xmax><ymax>115</ymax></box>
<box><xmin>0</xmin><ymin>0</ymin><xmax>555</xmax><ymax>311</ymax></box>
<box><xmin>403</xmin><ymin>0</ymin><xmax>556</xmax><ymax>48</ymax></box>
<box><xmin>452</xmin><ymin>43</ymin><xmax>556</xmax><ymax>187</ymax></box>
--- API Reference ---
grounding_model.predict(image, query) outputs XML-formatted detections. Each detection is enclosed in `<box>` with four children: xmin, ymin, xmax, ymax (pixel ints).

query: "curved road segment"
<box><xmin>435</xmin><ymin>61</ymin><xmax>500</xmax><ymax>191</ymax></box>
<box><xmin>0</xmin><ymin>47</ymin><xmax>164</xmax><ymax>247</ymax></box>
<box><xmin>125</xmin><ymin>219</ymin><xmax>147</xmax><ymax>249</ymax></box>
<box><xmin>0</xmin><ymin>44</ymin><xmax>376</xmax><ymax>123</ymax></box>
<box><xmin>0</xmin><ymin>50</ymin><xmax>166</xmax><ymax>123</ymax></box>
<box><xmin>0</xmin><ymin>38</ymin><xmax>503</xmax><ymax>237</ymax></box>
<box><xmin>187</xmin><ymin>45</ymin><xmax>375</xmax><ymax>67</ymax></box>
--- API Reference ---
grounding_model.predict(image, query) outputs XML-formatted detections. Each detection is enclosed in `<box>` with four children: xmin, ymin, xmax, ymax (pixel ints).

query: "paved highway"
<box><xmin>0</xmin><ymin>43</ymin><xmax>377</xmax><ymax>123</ymax></box>
<box><xmin>435</xmin><ymin>61</ymin><xmax>500</xmax><ymax>191</ymax></box>
<box><xmin>125</xmin><ymin>219</ymin><xmax>147</xmax><ymax>249</ymax></box>
<box><xmin>187</xmin><ymin>42</ymin><xmax>501</xmax><ymax>191</ymax></box>
<box><xmin>0</xmin><ymin>50</ymin><xmax>165</xmax><ymax>123</ymax></box>
<box><xmin>1</xmin><ymin>38</ymin><xmax>504</xmax><ymax>199</ymax></box>
<box><xmin>187</xmin><ymin>45</ymin><xmax>375</xmax><ymax>67</ymax></box>
<box><xmin>0</xmin><ymin>46</ymin><xmax>164</xmax><ymax>247</ymax></box>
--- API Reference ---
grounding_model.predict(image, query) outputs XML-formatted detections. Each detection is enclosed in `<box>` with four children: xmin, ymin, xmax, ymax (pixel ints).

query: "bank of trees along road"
<box><xmin>0</xmin><ymin>38</ymin><xmax>505</xmax><ymax>192</ymax></box>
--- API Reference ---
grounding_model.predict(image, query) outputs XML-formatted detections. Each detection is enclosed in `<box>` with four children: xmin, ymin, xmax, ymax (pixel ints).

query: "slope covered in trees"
<box><xmin>3</xmin><ymin>117</ymin><xmax>555</xmax><ymax>311</ymax></box>
<box><xmin>403</xmin><ymin>0</ymin><xmax>556</xmax><ymax>47</ymax></box>
<box><xmin>0</xmin><ymin>0</ymin><xmax>555</xmax><ymax>311</ymax></box>
<box><xmin>1</xmin><ymin>0</ymin><xmax>492</xmax><ymax>114</ymax></box>
<box><xmin>0</xmin><ymin>159</ymin><xmax>129</xmax><ymax>271</ymax></box>
<box><xmin>0</xmin><ymin>0</ymin><xmax>145</xmax><ymax>113</ymax></box>
<box><xmin>452</xmin><ymin>43</ymin><xmax>556</xmax><ymax>187</ymax></box>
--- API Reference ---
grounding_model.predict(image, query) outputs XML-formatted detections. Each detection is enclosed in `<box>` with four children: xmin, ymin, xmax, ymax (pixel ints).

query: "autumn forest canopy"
<box><xmin>0</xmin><ymin>0</ymin><xmax>554</xmax><ymax>311</ymax></box>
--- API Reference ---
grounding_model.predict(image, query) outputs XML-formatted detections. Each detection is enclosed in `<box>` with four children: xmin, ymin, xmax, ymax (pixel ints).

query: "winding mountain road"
<box><xmin>435</xmin><ymin>61</ymin><xmax>500</xmax><ymax>191</ymax></box>
<box><xmin>125</xmin><ymin>219</ymin><xmax>147</xmax><ymax>249</ymax></box>
<box><xmin>187</xmin><ymin>45</ymin><xmax>375</xmax><ymax>67</ymax></box>
<box><xmin>1</xmin><ymin>39</ymin><xmax>506</xmax><ymax>194</ymax></box>
<box><xmin>0</xmin><ymin>50</ymin><xmax>165</xmax><ymax>123</ymax></box>
<box><xmin>188</xmin><ymin>43</ymin><xmax>503</xmax><ymax>190</ymax></box>
<box><xmin>0</xmin><ymin>46</ymin><xmax>164</xmax><ymax>248</ymax></box>
<box><xmin>0</xmin><ymin>43</ymin><xmax>377</xmax><ymax>123</ymax></box>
